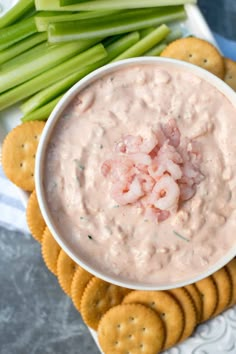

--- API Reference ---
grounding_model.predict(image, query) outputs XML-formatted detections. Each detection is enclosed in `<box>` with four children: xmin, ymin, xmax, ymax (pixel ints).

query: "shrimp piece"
<box><xmin>162</xmin><ymin>119</ymin><xmax>181</xmax><ymax>148</ymax></box>
<box><xmin>116</xmin><ymin>135</ymin><xmax>143</xmax><ymax>154</ymax></box>
<box><xmin>111</xmin><ymin>177</ymin><xmax>144</xmax><ymax>206</ymax></box>
<box><xmin>145</xmin><ymin>206</ymin><xmax>170</xmax><ymax>223</ymax></box>
<box><xmin>129</xmin><ymin>153</ymin><xmax>152</xmax><ymax>166</ymax></box>
<box><xmin>179</xmin><ymin>184</ymin><xmax>196</xmax><ymax>201</ymax></box>
<box><xmin>138</xmin><ymin>173</ymin><xmax>155</xmax><ymax>193</ymax></box>
<box><xmin>158</xmin><ymin>142</ymin><xmax>183</xmax><ymax>164</ymax></box>
<box><xmin>150</xmin><ymin>175</ymin><xmax>180</xmax><ymax>212</ymax></box>
<box><xmin>139</xmin><ymin>131</ymin><xmax>158</xmax><ymax>154</ymax></box>
<box><xmin>148</xmin><ymin>157</ymin><xmax>182</xmax><ymax>181</ymax></box>
<box><xmin>101</xmin><ymin>156</ymin><xmax>134</xmax><ymax>183</ymax></box>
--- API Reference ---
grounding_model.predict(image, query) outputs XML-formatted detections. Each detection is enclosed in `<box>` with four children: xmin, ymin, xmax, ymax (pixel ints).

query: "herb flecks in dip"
<box><xmin>101</xmin><ymin>121</ymin><xmax>203</xmax><ymax>223</ymax></box>
<box><xmin>44</xmin><ymin>64</ymin><xmax>236</xmax><ymax>285</ymax></box>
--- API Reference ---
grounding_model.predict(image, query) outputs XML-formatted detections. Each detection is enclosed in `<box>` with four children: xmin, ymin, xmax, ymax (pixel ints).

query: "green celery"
<box><xmin>112</xmin><ymin>24</ymin><xmax>170</xmax><ymax>61</ymax></box>
<box><xmin>0</xmin><ymin>0</ymin><xmax>34</xmax><ymax>29</ymax></box>
<box><xmin>144</xmin><ymin>43</ymin><xmax>167</xmax><ymax>56</ymax></box>
<box><xmin>140</xmin><ymin>27</ymin><xmax>156</xmax><ymax>39</ymax></box>
<box><xmin>0</xmin><ymin>32</ymin><xmax>47</xmax><ymax>66</ymax></box>
<box><xmin>22</xmin><ymin>95</ymin><xmax>63</xmax><ymax>122</ymax></box>
<box><xmin>0</xmin><ymin>43</ymin><xmax>107</xmax><ymax>111</ymax></box>
<box><xmin>35</xmin><ymin>0</ymin><xmax>196</xmax><ymax>11</ymax></box>
<box><xmin>21</xmin><ymin>32</ymin><xmax>140</xmax><ymax>114</ymax></box>
<box><xmin>0</xmin><ymin>42</ymin><xmax>51</xmax><ymax>71</ymax></box>
<box><xmin>60</xmin><ymin>0</ymin><xmax>90</xmax><ymax>5</ymax></box>
<box><xmin>144</xmin><ymin>28</ymin><xmax>183</xmax><ymax>56</ymax></box>
<box><xmin>35</xmin><ymin>10</ymin><xmax>119</xmax><ymax>32</ymax></box>
<box><xmin>0</xmin><ymin>17</ymin><xmax>37</xmax><ymax>51</ymax></box>
<box><xmin>48</xmin><ymin>6</ymin><xmax>186</xmax><ymax>41</ymax></box>
<box><xmin>0</xmin><ymin>38</ymin><xmax>102</xmax><ymax>94</ymax></box>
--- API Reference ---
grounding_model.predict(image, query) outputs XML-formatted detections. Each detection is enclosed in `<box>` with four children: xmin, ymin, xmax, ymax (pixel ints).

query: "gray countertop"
<box><xmin>0</xmin><ymin>227</ymin><xmax>99</xmax><ymax>354</ymax></box>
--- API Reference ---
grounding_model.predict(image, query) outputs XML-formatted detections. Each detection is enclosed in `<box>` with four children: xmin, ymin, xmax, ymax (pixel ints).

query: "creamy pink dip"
<box><xmin>44</xmin><ymin>64</ymin><xmax>236</xmax><ymax>285</ymax></box>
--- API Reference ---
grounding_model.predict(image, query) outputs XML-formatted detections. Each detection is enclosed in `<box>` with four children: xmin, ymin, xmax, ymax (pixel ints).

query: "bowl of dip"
<box><xmin>36</xmin><ymin>57</ymin><xmax>236</xmax><ymax>290</ymax></box>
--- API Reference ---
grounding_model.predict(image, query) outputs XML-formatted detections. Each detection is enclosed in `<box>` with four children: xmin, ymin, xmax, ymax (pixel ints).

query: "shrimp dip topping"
<box><xmin>44</xmin><ymin>64</ymin><xmax>236</xmax><ymax>285</ymax></box>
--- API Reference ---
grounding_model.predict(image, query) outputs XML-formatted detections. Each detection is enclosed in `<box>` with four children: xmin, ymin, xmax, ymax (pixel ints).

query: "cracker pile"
<box><xmin>2</xmin><ymin>37</ymin><xmax>236</xmax><ymax>354</ymax></box>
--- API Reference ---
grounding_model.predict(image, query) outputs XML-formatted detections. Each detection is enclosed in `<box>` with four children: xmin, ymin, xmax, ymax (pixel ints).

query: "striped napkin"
<box><xmin>0</xmin><ymin>34</ymin><xmax>235</xmax><ymax>234</ymax></box>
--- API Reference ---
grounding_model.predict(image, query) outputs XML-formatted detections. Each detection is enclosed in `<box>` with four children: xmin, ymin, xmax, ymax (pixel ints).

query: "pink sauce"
<box><xmin>44</xmin><ymin>64</ymin><xmax>236</xmax><ymax>285</ymax></box>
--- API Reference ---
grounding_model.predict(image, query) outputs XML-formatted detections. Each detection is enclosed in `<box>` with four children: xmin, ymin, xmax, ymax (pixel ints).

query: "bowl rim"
<box><xmin>35</xmin><ymin>56</ymin><xmax>236</xmax><ymax>290</ymax></box>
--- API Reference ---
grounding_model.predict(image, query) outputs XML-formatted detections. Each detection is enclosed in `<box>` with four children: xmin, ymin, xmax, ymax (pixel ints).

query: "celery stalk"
<box><xmin>35</xmin><ymin>0</ymin><xmax>196</xmax><ymax>11</ymax></box>
<box><xmin>144</xmin><ymin>43</ymin><xmax>167</xmax><ymax>56</ymax></box>
<box><xmin>0</xmin><ymin>0</ymin><xmax>34</xmax><ymax>29</ymax></box>
<box><xmin>144</xmin><ymin>28</ymin><xmax>183</xmax><ymax>56</ymax></box>
<box><xmin>0</xmin><ymin>33</ymin><xmax>47</xmax><ymax>66</ymax></box>
<box><xmin>0</xmin><ymin>42</ymin><xmax>51</xmax><ymax>71</ymax></box>
<box><xmin>0</xmin><ymin>38</ymin><xmax>102</xmax><ymax>94</ymax></box>
<box><xmin>60</xmin><ymin>0</ymin><xmax>90</xmax><ymax>5</ymax></box>
<box><xmin>0</xmin><ymin>17</ymin><xmax>37</xmax><ymax>51</ymax></box>
<box><xmin>35</xmin><ymin>10</ymin><xmax>119</xmax><ymax>32</ymax></box>
<box><xmin>21</xmin><ymin>32</ymin><xmax>140</xmax><ymax>114</ymax></box>
<box><xmin>22</xmin><ymin>96</ymin><xmax>63</xmax><ymax>122</ymax></box>
<box><xmin>112</xmin><ymin>24</ymin><xmax>170</xmax><ymax>61</ymax></box>
<box><xmin>140</xmin><ymin>27</ymin><xmax>156</xmax><ymax>39</ymax></box>
<box><xmin>48</xmin><ymin>6</ymin><xmax>186</xmax><ymax>41</ymax></box>
<box><xmin>0</xmin><ymin>44</ymin><xmax>107</xmax><ymax>111</ymax></box>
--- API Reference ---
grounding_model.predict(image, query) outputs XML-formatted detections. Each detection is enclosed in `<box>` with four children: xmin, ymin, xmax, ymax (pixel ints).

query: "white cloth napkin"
<box><xmin>0</xmin><ymin>165</ymin><xmax>29</xmax><ymax>233</ymax></box>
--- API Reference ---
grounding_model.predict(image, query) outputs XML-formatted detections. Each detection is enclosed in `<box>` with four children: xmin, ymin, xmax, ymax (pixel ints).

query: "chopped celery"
<box><xmin>35</xmin><ymin>0</ymin><xmax>196</xmax><ymax>11</ymax></box>
<box><xmin>0</xmin><ymin>32</ymin><xmax>47</xmax><ymax>66</ymax></box>
<box><xmin>22</xmin><ymin>95</ymin><xmax>63</xmax><ymax>122</ymax></box>
<box><xmin>0</xmin><ymin>42</ymin><xmax>50</xmax><ymax>71</ymax></box>
<box><xmin>60</xmin><ymin>0</ymin><xmax>90</xmax><ymax>5</ymax></box>
<box><xmin>0</xmin><ymin>17</ymin><xmax>37</xmax><ymax>51</ymax></box>
<box><xmin>0</xmin><ymin>38</ymin><xmax>102</xmax><ymax>94</ymax></box>
<box><xmin>0</xmin><ymin>0</ymin><xmax>34</xmax><ymax>29</ymax></box>
<box><xmin>48</xmin><ymin>6</ymin><xmax>186</xmax><ymax>41</ymax></box>
<box><xmin>144</xmin><ymin>43</ymin><xmax>167</xmax><ymax>56</ymax></box>
<box><xmin>112</xmin><ymin>24</ymin><xmax>170</xmax><ymax>61</ymax></box>
<box><xmin>21</xmin><ymin>32</ymin><xmax>140</xmax><ymax>114</ymax></box>
<box><xmin>0</xmin><ymin>44</ymin><xmax>107</xmax><ymax>110</ymax></box>
<box><xmin>35</xmin><ymin>10</ymin><xmax>119</xmax><ymax>32</ymax></box>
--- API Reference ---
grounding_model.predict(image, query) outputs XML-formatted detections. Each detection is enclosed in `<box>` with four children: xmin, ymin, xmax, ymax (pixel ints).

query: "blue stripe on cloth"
<box><xmin>0</xmin><ymin>193</ymin><xmax>25</xmax><ymax>212</ymax></box>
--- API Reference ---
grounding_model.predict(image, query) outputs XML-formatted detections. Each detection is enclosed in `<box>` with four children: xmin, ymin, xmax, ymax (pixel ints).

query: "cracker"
<box><xmin>80</xmin><ymin>277</ymin><xmax>130</xmax><ymax>330</ymax></box>
<box><xmin>98</xmin><ymin>304</ymin><xmax>165</xmax><ymax>354</ymax></box>
<box><xmin>184</xmin><ymin>284</ymin><xmax>203</xmax><ymax>322</ymax></box>
<box><xmin>168</xmin><ymin>287</ymin><xmax>197</xmax><ymax>341</ymax></box>
<box><xmin>26</xmin><ymin>190</ymin><xmax>46</xmax><ymax>243</ymax></box>
<box><xmin>2</xmin><ymin>121</ymin><xmax>45</xmax><ymax>191</ymax></box>
<box><xmin>123</xmin><ymin>290</ymin><xmax>184</xmax><ymax>349</ymax></box>
<box><xmin>195</xmin><ymin>276</ymin><xmax>218</xmax><ymax>322</ymax></box>
<box><xmin>212</xmin><ymin>267</ymin><xmax>232</xmax><ymax>316</ymax></box>
<box><xmin>71</xmin><ymin>266</ymin><xmax>93</xmax><ymax>312</ymax></box>
<box><xmin>41</xmin><ymin>227</ymin><xmax>61</xmax><ymax>276</ymax></box>
<box><xmin>57</xmin><ymin>249</ymin><xmax>77</xmax><ymax>297</ymax></box>
<box><xmin>226</xmin><ymin>259</ymin><xmax>236</xmax><ymax>307</ymax></box>
<box><xmin>224</xmin><ymin>58</ymin><xmax>236</xmax><ymax>91</ymax></box>
<box><xmin>161</xmin><ymin>37</ymin><xmax>225</xmax><ymax>79</ymax></box>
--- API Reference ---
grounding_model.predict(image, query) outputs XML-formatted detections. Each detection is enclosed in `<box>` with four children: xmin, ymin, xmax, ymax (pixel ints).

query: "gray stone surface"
<box><xmin>0</xmin><ymin>227</ymin><xmax>99</xmax><ymax>354</ymax></box>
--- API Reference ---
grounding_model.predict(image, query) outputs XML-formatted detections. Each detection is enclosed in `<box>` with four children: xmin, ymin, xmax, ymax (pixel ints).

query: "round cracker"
<box><xmin>212</xmin><ymin>267</ymin><xmax>232</xmax><ymax>316</ymax></box>
<box><xmin>224</xmin><ymin>58</ymin><xmax>236</xmax><ymax>91</ymax></box>
<box><xmin>123</xmin><ymin>290</ymin><xmax>184</xmax><ymax>349</ymax></box>
<box><xmin>57</xmin><ymin>249</ymin><xmax>77</xmax><ymax>297</ymax></box>
<box><xmin>184</xmin><ymin>284</ymin><xmax>203</xmax><ymax>323</ymax></box>
<box><xmin>98</xmin><ymin>304</ymin><xmax>165</xmax><ymax>354</ymax></box>
<box><xmin>226</xmin><ymin>259</ymin><xmax>236</xmax><ymax>307</ymax></box>
<box><xmin>80</xmin><ymin>277</ymin><xmax>130</xmax><ymax>330</ymax></box>
<box><xmin>71</xmin><ymin>266</ymin><xmax>93</xmax><ymax>312</ymax></box>
<box><xmin>2</xmin><ymin>121</ymin><xmax>45</xmax><ymax>191</ymax></box>
<box><xmin>161</xmin><ymin>37</ymin><xmax>225</xmax><ymax>79</ymax></box>
<box><xmin>41</xmin><ymin>227</ymin><xmax>61</xmax><ymax>276</ymax></box>
<box><xmin>26</xmin><ymin>190</ymin><xmax>46</xmax><ymax>243</ymax></box>
<box><xmin>195</xmin><ymin>276</ymin><xmax>218</xmax><ymax>322</ymax></box>
<box><xmin>168</xmin><ymin>287</ymin><xmax>197</xmax><ymax>341</ymax></box>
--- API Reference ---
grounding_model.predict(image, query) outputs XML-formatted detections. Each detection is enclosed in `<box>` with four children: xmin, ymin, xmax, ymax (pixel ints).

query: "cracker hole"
<box><xmin>117</xmin><ymin>324</ymin><xmax>121</xmax><ymax>329</ymax></box>
<box><xmin>31</xmin><ymin>173</ymin><xmax>34</xmax><ymax>177</ymax></box>
<box><xmin>140</xmin><ymin>344</ymin><xmax>144</xmax><ymax>348</ymax></box>
<box><xmin>142</xmin><ymin>328</ymin><xmax>146</xmax><ymax>332</ymax></box>
<box><xmin>21</xmin><ymin>144</ymin><xmax>25</xmax><ymax>148</ymax></box>
<box><xmin>203</xmin><ymin>59</ymin><xmax>208</xmax><ymax>63</ymax></box>
<box><xmin>115</xmin><ymin>341</ymin><xmax>119</xmax><ymax>345</ymax></box>
<box><xmin>34</xmin><ymin>135</ymin><xmax>38</xmax><ymax>139</ymax></box>
<box><xmin>151</xmin><ymin>302</ymin><xmax>155</xmax><ymax>307</ymax></box>
<box><xmin>129</xmin><ymin>317</ymin><xmax>135</xmax><ymax>321</ymax></box>
<box><xmin>33</xmin><ymin>154</ymin><xmax>36</xmax><ymax>159</ymax></box>
<box><xmin>189</xmin><ymin>54</ymin><xmax>193</xmax><ymax>58</ymax></box>
<box><xmin>128</xmin><ymin>334</ymin><xmax>132</xmax><ymax>339</ymax></box>
<box><xmin>20</xmin><ymin>162</ymin><xmax>23</xmax><ymax>167</ymax></box>
<box><xmin>228</xmin><ymin>75</ymin><xmax>233</xmax><ymax>79</ymax></box>
<box><xmin>162</xmin><ymin>313</ymin><xmax>165</xmax><ymax>317</ymax></box>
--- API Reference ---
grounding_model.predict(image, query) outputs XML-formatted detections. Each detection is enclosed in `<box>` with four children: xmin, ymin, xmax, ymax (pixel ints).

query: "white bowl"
<box><xmin>36</xmin><ymin>57</ymin><xmax>236</xmax><ymax>290</ymax></box>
